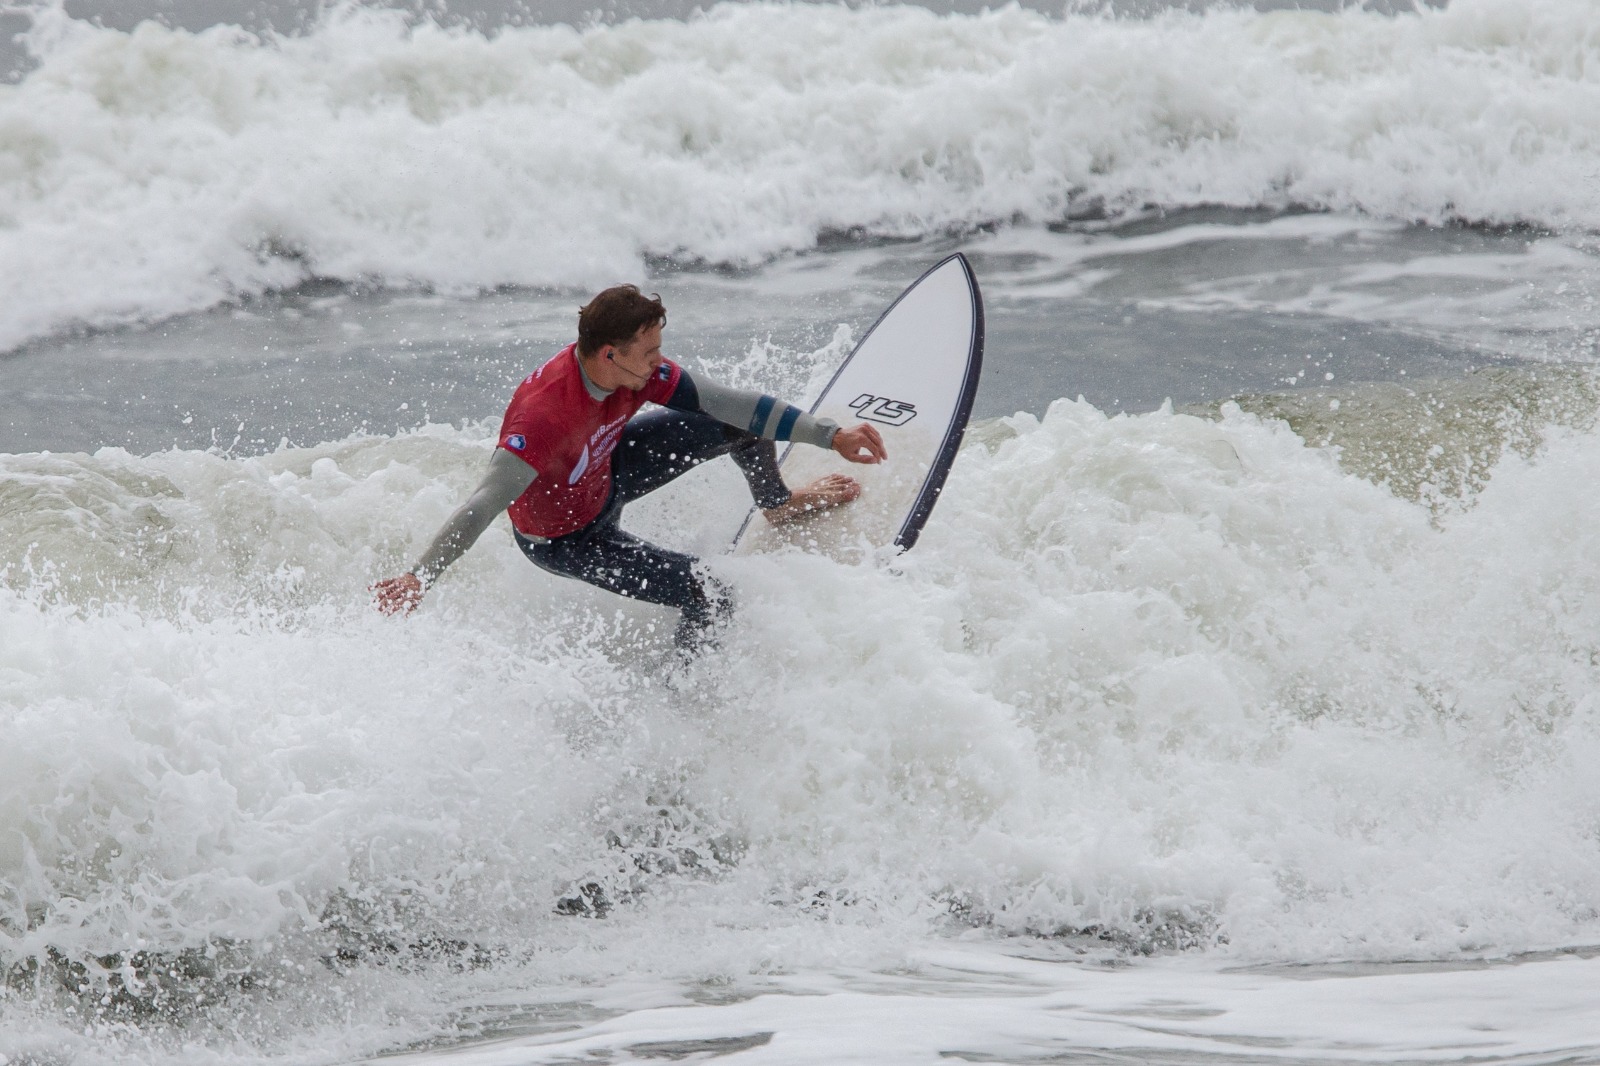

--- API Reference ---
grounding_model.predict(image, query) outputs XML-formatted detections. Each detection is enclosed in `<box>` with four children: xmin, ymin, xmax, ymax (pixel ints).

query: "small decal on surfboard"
<box><xmin>733</xmin><ymin>253</ymin><xmax>984</xmax><ymax>558</ymax></box>
<box><xmin>849</xmin><ymin>394</ymin><xmax>919</xmax><ymax>426</ymax></box>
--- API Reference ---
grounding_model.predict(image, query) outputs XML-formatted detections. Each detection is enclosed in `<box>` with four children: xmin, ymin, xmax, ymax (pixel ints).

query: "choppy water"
<box><xmin>4</xmin><ymin>2</ymin><xmax>1600</xmax><ymax>1064</ymax></box>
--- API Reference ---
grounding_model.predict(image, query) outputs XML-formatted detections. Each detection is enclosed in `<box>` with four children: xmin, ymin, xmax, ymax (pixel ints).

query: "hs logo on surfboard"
<box><xmin>849</xmin><ymin>394</ymin><xmax>918</xmax><ymax>426</ymax></box>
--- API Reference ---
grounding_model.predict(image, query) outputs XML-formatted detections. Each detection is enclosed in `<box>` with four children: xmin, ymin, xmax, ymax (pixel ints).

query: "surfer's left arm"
<box><xmin>666</xmin><ymin>370</ymin><xmax>885</xmax><ymax>462</ymax></box>
<box><xmin>370</xmin><ymin>448</ymin><xmax>537</xmax><ymax>614</ymax></box>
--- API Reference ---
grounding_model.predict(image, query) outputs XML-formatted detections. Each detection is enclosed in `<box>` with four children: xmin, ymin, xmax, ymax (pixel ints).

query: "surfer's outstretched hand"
<box><xmin>833</xmin><ymin>423</ymin><xmax>887</xmax><ymax>464</ymax></box>
<box><xmin>371</xmin><ymin>572</ymin><xmax>424</xmax><ymax>615</ymax></box>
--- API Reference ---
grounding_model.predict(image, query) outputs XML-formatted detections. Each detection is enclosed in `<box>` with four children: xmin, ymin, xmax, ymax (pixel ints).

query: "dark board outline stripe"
<box><xmin>731</xmin><ymin>252</ymin><xmax>984</xmax><ymax>551</ymax></box>
<box><xmin>895</xmin><ymin>253</ymin><xmax>983</xmax><ymax>550</ymax></box>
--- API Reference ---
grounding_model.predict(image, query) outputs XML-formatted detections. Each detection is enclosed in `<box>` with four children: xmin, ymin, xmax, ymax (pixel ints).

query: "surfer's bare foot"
<box><xmin>762</xmin><ymin>474</ymin><xmax>861</xmax><ymax>526</ymax></box>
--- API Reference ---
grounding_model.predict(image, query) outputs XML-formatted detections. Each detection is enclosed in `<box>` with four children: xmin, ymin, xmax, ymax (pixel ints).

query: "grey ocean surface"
<box><xmin>0</xmin><ymin>211</ymin><xmax>1565</xmax><ymax>457</ymax></box>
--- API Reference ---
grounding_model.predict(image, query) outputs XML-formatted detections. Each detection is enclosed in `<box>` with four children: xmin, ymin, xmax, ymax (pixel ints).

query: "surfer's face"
<box><xmin>608</xmin><ymin>323</ymin><xmax>665</xmax><ymax>390</ymax></box>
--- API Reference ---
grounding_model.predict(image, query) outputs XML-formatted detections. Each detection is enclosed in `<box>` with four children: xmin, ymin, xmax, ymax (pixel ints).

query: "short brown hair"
<box><xmin>577</xmin><ymin>285</ymin><xmax>666</xmax><ymax>355</ymax></box>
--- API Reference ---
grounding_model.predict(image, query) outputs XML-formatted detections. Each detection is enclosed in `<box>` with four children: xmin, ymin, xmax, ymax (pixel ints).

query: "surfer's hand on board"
<box><xmin>833</xmin><ymin>423</ymin><xmax>886</xmax><ymax>464</ymax></box>
<box><xmin>371</xmin><ymin>572</ymin><xmax>424</xmax><ymax>615</ymax></box>
<box><xmin>763</xmin><ymin>473</ymin><xmax>862</xmax><ymax>525</ymax></box>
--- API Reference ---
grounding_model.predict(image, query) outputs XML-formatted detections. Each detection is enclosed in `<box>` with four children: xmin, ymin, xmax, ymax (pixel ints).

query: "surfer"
<box><xmin>370</xmin><ymin>284</ymin><xmax>887</xmax><ymax>649</ymax></box>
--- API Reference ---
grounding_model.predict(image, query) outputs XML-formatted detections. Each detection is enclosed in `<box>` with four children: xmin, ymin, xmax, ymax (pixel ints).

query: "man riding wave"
<box><xmin>371</xmin><ymin>285</ymin><xmax>886</xmax><ymax>649</ymax></box>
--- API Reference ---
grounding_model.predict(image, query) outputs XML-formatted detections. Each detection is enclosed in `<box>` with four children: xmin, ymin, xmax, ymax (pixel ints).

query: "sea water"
<box><xmin>3</xmin><ymin>1</ymin><xmax>1600</xmax><ymax>1063</ymax></box>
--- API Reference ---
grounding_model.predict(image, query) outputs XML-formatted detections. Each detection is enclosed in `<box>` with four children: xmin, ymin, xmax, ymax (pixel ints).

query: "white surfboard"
<box><xmin>733</xmin><ymin>253</ymin><xmax>984</xmax><ymax>558</ymax></box>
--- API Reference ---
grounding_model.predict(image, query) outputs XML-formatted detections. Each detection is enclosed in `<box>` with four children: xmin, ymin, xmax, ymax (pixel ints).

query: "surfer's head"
<box><xmin>577</xmin><ymin>285</ymin><xmax>666</xmax><ymax>358</ymax></box>
<box><xmin>579</xmin><ymin>285</ymin><xmax>667</xmax><ymax>392</ymax></box>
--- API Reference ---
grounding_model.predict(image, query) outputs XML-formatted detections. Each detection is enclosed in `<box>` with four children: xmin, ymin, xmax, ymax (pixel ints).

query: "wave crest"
<box><xmin>2</xmin><ymin>0</ymin><xmax>1598</xmax><ymax>351</ymax></box>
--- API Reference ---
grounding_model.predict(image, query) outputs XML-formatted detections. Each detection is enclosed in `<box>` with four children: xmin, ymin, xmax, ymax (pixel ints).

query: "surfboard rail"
<box><xmin>887</xmin><ymin>253</ymin><xmax>983</xmax><ymax>549</ymax></box>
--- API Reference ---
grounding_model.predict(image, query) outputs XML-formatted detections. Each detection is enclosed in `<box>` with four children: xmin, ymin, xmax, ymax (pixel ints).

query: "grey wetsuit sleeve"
<box><xmin>670</xmin><ymin>369</ymin><xmax>839</xmax><ymax>449</ymax></box>
<box><xmin>410</xmin><ymin>448</ymin><xmax>537</xmax><ymax>586</ymax></box>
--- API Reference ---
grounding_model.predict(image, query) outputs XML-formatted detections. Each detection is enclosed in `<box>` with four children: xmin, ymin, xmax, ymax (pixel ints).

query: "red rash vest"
<box><xmin>497</xmin><ymin>343</ymin><xmax>682</xmax><ymax>538</ymax></box>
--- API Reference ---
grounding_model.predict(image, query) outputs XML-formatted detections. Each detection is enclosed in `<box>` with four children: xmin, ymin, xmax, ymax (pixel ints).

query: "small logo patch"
<box><xmin>506</xmin><ymin>434</ymin><xmax>526</xmax><ymax>451</ymax></box>
<box><xmin>849</xmin><ymin>394</ymin><xmax>918</xmax><ymax>426</ymax></box>
<box><xmin>657</xmin><ymin>364</ymin><xmax>672</xmax><ymax>381</ymax></box>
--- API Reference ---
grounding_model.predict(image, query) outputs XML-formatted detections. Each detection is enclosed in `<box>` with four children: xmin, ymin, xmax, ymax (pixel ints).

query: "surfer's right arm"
<box><xmin>670</xmin><ymin>371</ymin><xmax>885</xmax><ymax>462</ymax></box>
<box><xmin>370</xmin><ymin>448</ymin><xmax>537</xmax><ymax>615</ymax></box>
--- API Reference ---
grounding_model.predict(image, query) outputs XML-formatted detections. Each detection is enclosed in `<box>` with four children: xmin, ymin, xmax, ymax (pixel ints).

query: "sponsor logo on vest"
<box><xmin>849</xmin><ymin>393</ymin><xmax>918</xmax><ymax>426</ymax></box>
<box><xmin>567</xmin><ymin>418</ymin><xmax>626</xmax><ymax>486</ymax></box>
<box><xmin>506</xmin><ymin>434</ymin><xmax>526</xmax><ymax>451</ymax></box>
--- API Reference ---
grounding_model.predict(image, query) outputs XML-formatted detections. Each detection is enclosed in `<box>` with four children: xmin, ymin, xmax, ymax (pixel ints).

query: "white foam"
<box><xmin>3</xmin><ymin>0</ymin><xmax>1599</xmax><ymax>351</ymax></box>
<box><xmin>4</xmin><ymin>385</ymin><xmax>1600</xmax><ymax>1058</ymax></box>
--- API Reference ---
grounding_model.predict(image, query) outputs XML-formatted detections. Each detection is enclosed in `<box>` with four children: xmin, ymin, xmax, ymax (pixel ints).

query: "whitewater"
<box><xmin>4</xmin><ymin>0</ymin><xmax>1600</xmax><ymax>1063</ymax></box>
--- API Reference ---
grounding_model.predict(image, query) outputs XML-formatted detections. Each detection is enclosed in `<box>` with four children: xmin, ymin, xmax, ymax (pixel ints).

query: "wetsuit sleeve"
<box><xmin>410</xmin><ymin>448</ymin><xmax>538</xmax><ymax>586</ymax></box>
<box><xmin>667</xmin><ymin>369</ymin><xmax>840</xmax><ymax>449</ymax></box>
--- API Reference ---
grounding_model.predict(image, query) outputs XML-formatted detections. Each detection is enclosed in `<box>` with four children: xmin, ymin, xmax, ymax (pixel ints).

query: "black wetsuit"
<box><xmin>515</xmin><ymin>403</ymin><xmax>790</xmax><ymax>649</ymax></box>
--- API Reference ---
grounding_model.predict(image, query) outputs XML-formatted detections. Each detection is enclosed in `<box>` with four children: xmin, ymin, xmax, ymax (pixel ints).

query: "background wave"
<box><xmin>2</xmin><ymin>0</ymin><xmax>1598</xmax><ymax>352</ymax></box>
